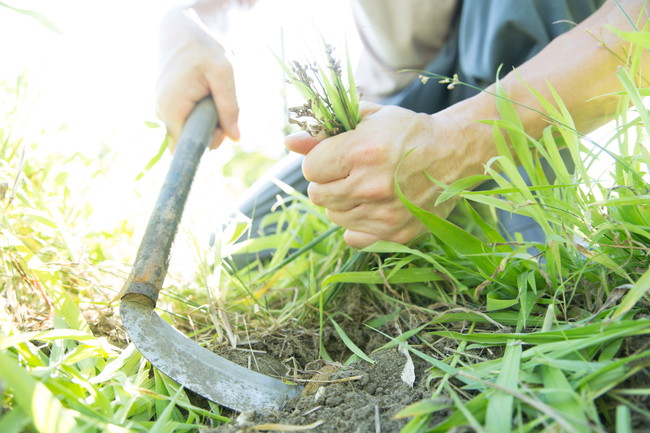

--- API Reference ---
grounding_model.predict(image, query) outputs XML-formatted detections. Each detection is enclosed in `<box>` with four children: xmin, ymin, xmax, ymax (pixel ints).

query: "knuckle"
<box><xmin>325</xmin><ymin>209</ymin><xmax>343</xmax><ymax>226</ymax></box>
<box><xmin>390</xmin><ymin>231</ymin><xmax>414</xmax><ymax>245</ymax></box>
<box><xmin>381</xmin><ymin>210</ymin><xmax>403</xmax><ymax>228</ymax></box>
<box><xmin>302</xmin><ymin>158</ymin><xmax>317</xmax><ymax>182</ymax></box>
<box><xmin>391</xmin><ymin>223</ymin><xmax>425</xmax><ymax>245</ymax></box>
<box><xmin>351</xmin><ymin>143</ymin><xmax>389</xmax><ymax>165</ymax></box>
<box><xmin>307</xmin><ymin>183</ymin><xmax>323</xmax><ymax>205</ymax></box>
<box><xmin>360</xmin><ymin>179</ymin><xmax>393</xmax><ymax>200</ymax></box>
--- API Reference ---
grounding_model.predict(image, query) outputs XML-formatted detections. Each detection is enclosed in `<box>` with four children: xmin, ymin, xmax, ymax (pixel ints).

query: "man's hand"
<box><xmin>285</xmin><ymin>102</ymin><xmax>491</xmax><ymax>249</ymax></box>
<box><xmin>155</xmin><ymin>7</ymin><xmax>240</xmax><ymax>151</ymax></box>
<box><xmin>286</xmin><ymin>0</ymin><xmax>649</xmax><ymax>249</ymax></box>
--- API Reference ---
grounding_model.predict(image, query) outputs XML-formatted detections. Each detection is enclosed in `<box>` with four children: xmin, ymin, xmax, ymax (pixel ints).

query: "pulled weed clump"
<box><xmin>2</xmin><ymin>10</ymin><xmax>650</xmax><ymax>433</ymax></box>
<box><xmin>202</xmin><ymin>15</ymin><xmax>650</xmax><ymax>433</ymax></box>
<box><xmin>277</xmin><ymin>42</ymin><xmax>360</xmax><ymax>137</ymax></box>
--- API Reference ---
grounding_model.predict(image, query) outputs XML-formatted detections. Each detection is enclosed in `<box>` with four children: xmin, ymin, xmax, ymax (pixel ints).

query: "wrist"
<box><xmin>435</xmin><ymin>92</ymin><xmax>499</xmax><ymax>179</ymax></box>
<box><xmin>158</xmin><ymin>6</ymin><xmax>228</xmax><ymax>71</ymax></box>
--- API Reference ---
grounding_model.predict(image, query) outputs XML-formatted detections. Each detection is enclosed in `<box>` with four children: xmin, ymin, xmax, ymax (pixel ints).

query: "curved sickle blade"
<box><xmin>120</xmin><ymin>300</ymin><xmax>302</xmax><ymax>412</ymax></box>
<box><xmin>119</xmin><ymin>98</ymin><xmax>302</xmax><ymax>411</ymax></box>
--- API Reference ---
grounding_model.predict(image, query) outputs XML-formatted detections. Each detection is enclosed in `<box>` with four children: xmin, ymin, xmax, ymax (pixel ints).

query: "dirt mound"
<box><xmin>207</xmin><ymin>349</ymin><xmax>430</xmax><ymax>433</ymax></box>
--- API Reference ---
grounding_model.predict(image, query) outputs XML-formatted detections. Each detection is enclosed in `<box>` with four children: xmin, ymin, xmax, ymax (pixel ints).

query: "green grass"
<box><xmin>2</xmin><ymin>16</ymin><xmax>650</xmax><ymax>433</ymax></box>
<box><xmin>275</xmin><ymin>40</ymin><xmax>360</xmax><ymax>137</ymax></box>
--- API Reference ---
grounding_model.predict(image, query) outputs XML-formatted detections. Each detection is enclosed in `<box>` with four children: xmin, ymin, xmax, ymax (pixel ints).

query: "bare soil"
<box><xmin>199</xmin><ymin>287</ymin><xmax>443</xmax><ymax>433</ymax></box>
<box><xmin>206</xmin><ymin>347</ymin><xmax>432</xmax><ymax>433</ymax></box>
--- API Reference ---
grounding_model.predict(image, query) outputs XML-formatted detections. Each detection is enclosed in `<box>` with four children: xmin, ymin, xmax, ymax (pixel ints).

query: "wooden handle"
<box><xmin>121</xmin><ymin>97</ymin><xmax>217</xmax><ymax>306</ymax></box>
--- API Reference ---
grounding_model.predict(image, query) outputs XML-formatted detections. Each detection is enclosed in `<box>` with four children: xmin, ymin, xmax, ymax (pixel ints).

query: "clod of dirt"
<box><xmin>207</xmin><ymin>349</ymin><xmax>428</xmax><ymax>433</ymax></box>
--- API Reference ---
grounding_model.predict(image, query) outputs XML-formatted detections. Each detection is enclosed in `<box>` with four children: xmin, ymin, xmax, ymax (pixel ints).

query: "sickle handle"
<box><xmin>121</xmin><ymin>97</ymin><xmax>217</xmax><ymax>306</ymax></box>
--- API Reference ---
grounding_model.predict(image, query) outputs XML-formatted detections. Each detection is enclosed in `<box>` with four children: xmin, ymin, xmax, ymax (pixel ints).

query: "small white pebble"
<box><xmin>314</xmin><ymin>386</ymin><xmax>327</xmax><ymax>403</ymax></box>
<box><xmin>236</xmin><ymin>411</ymin><xmax>255</xmax><ymax>427</ymax></box>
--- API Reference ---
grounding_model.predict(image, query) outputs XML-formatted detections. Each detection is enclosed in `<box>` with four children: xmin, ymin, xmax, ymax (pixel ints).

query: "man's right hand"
<box><xmin>155</xmin><ymin>6</ymin><xmax>241</xmax><ymax>151</ymax></box>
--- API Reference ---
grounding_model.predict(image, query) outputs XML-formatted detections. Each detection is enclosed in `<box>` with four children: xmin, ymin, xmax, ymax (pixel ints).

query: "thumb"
<box><xmin>284</xmin><ymin>131</ymin><xmax>324</xmax><ymax>155</ymax></box>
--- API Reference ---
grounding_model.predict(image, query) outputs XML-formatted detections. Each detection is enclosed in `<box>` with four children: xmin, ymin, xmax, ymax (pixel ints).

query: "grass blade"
<box><xmin>541</xmin><ymin>365</ymin><xmax>591</xmax><ymax>433</ymax></box>
<box><xmin>485</xmin><ymin>340</ymin><xmax>522</xmax><ymax>433</ymax></box>
<box><xmin>0</xmin><ymin>351</ymin><xmax>78</xmax><ymax>433</ymax></box>
<box><xmin>611</xmin><ymin>267</ymin><xmax>650</xmax><ymax>320</ymax></box>
<box><xmin>329</xmin><ymin>317</ymin><xmax>375</xmax><ymax>364</ymax></box>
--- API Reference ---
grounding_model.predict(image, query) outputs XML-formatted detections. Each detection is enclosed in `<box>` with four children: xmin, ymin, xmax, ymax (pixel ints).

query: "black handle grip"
<box><xmin>121</xmin><ymin>97</ymin><xmax>218</xmax><ymax>306</ymax></box>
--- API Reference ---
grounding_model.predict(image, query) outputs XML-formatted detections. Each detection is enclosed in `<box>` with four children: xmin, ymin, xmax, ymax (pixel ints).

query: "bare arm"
<box><xmin>449</xmin><ymin>0</ymin><xmax>649</xmax><ymax>172</ymax></box>
<box><xmin>155</xmin><ymin>0</ymin><xmax>257</xmax><ymax>149</ymax></box>
<box><xmin>286</xmin><ymin>0</ymin><xmax>649</xmax><ymax>248</ymax></box>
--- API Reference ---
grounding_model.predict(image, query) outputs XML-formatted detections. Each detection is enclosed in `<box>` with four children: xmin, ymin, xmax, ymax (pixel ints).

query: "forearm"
<box><xmin>446</xmin><ymin>0</ymin><xmax>649</xmax><ymax>173</ymax></box>
<box><xmin>158</xmin><ymin>0</ymin><xmax>256</xmax><ymax>57</ymax></box>
<box><xmin>156</xmin><ymin>0</ymin><xmax>251</xmax><ymax>147</ymax></box>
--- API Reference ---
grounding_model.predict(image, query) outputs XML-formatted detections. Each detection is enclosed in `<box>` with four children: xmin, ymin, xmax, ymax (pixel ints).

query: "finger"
<box><xmin>160</xmin><ymin>96</ymin><xmax>195</xmax><ymax>152</ymax></box>
<box><xmin>155</xmin><ymin>73</ymin><xmax>198</xmax><ymax>150</ymax></box>
<box><xmin>205</xmin><ymin>65</ymin><xmax>240</xmax><ymax>142</ymax></box>
<box><xmin>343</xmin><ymin>223</ymin><xmax>425</xmax><ymax>249</ymax></box>
<box><xmin>301</xmin><ymin>135</ymin><xmax>353</xmax><ymax>183</ymax></box>
<box><xmin>209</xmin><ymin>128</ymin><xmax>225</xmax><ymax>150</ymax></box>
<box><xmin>308</xmin><ymin>170</ymin><xmax>395</xmax><ymax>211</ymax></box>
<box><xmin>326</xmin><ymin>206</ymin><xmax>388</xmax><ymax>234</ymax></box>
<box><xmin>166</xmin><ymin>128</ymin><xmax>180</xmax><ymax>154</ymax></box>
<box><xmin>325</xmin><ymin>202</ymin><xmax>419</xmax><ymax>238</ymax></box>
<box><xmin>157</xmin><ymin>108</ymin><xmax>184</xmax><ymax>153</ymax></box>
<box><xmin>343</xmin><ymin>230</ymin><xmax>381</xmax><ymax>249</ymax></box>
<box><xmin>284</xmin><ymin>131</ymin><xmax>319</xmax><ymax>155</ymax></box>
<box><xmin>307</xmin><ymin>181</ymin><xmax>359</xmax><ymax>211</ymax></box>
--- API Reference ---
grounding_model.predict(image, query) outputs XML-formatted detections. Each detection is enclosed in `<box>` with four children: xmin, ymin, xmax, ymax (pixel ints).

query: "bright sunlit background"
<box><xmin>0</xmin><ymin>1</ymin><xmax>629</xmax><ymax>281</ymax></box>
<box><xmin>0</xmin><ymin>0</ymin><xmax>361</xmax><ymax>274</ymax></box>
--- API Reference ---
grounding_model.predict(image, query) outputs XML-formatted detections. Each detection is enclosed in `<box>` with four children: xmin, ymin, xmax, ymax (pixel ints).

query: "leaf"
<box><xmin>428</xmin><ymin>393</ymin><xmax>488</xmax><ymax>433</ymax></box>
<box><xmin>323</xmin><ymin>267</ymin><xmax>443</xmax><ymax>286</ymax></box>
<box><xmin>608</xmin><ymin>26</ymin><xmax>650</xmax><ymax>48</ymax></box>
<box><xmin>486</xmin><ymin>292</ymin><xmax>519</xmax><ymax>311</ymax></box>
<box><xmin>0</xmin><ymin>407</ymin><xmax>31</xmax><ymax>433</ymax></box>
<box><xmin>427</xmin><ymin>319</ymin><xmax>650</xmax><ymax>345</ymax></box>
<box><xmin>330</xmin><ymin>317</ymin><xmax>375</xmax><ymax>364</ymax></box>
<box><xmin>540</xmin><ymin>126</ymin><xmax>572</xmax><ymax>184</ymax></box>
<box><xmin>395</xmin><ymin>180</ymin><xmax>500</xmax><ymax>277</ymax></box>
<box><xmin>23</xmin><ymin>212</ymin><xmax>58</xmax><ymax>229</ymax></box>
<box><xmin>485</xmin><ymin>340</ymin><xmax>522</xmax><ymax>433</ymax></box>
<box><xmin>435</xmin><ymin>174</ymin><xmax>492</xmax><ymax>205</ymax></box>
<box><xmin>345</xmin><ymin>40</ymin><xmax>360</xmax><ymax>125</ymax></box>
<box><xmin>148</xmin><ymin>386</ymin><xmax>185</xmax><ymax>433</ymax></box>
<box><xmin>541</xmin><ymin>365</ymin><xmax>591</xmax><ymax>433</ymax></box>
<box><xmin>90</xmin><ymin>343</ymin><xmax>141</xmax><ymax>383</ymax></box>
<box><xmin>612</xmin><ymin>267</ymin><xmax>650</xmax><ymax>320</ymax></box>
<box><xmin>0</xmin><ymin>351</ymin><xmax>78</xmax><ymax>433</ymax></box>
<box><xmin>616</xmin><ymin>405</ymin><xmax>632</xmax><ymax>433</ymax></box>
<box><xmin>0</xmin><ymin>2</ymin><xmax>62</xmax><ymax>34</ymax></box>
<box><xmin>362</xmin><ymin>240</ymin><xmax>462</xmax><ymax>287</ymax></box>
<box><xmin>50</xmin><ymin>285</ymin><xmax>92</xmax><ymax>333</ymax></box>
<box><xmin>0</xmin><ymin>329</ymin><xmax>106</xmax><ymax>350</ymax></box>
<box><xmin>251</xmin><ymin>421</ymin><xmax>325</xmax><ymax>431</ymax></box>
<box><xmin>136</xmin><ymin>136</ymin><xmax>169</xmax><ymax>181</ymax></box>
<box><xmin>494</xmin><ymin>80</ymin><xmax>535</xmax><ymax>179</ymax></box>
<box><xmin>394</xmin><ymin>399</ymin><xmax>451</xmax><ymax>419</ymax></box>
<box><xmin>618</xmin><ymin>67</ymin><xmax>650</xmax><ymax>142</ymax></box>
<box><xmin>591</xmin><ymin>194</ymin><xmax>650</xmax><ymax>207</ymax></box>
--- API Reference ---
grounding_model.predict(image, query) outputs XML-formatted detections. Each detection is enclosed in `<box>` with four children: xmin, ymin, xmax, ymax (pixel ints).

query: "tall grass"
<box><xmin>2</xmin><ymin>15</ymin><xmax>650</xmax><ymax>433</ymax></box>
<box><xmin>0</xmin><ymin>75</ymin><xmax>227</xmax><ymax>432</ymax></box>
<box><xmin>213</xmin><ymin>18</ymin><xmax>650</xmax><ymax>433</ymax></box>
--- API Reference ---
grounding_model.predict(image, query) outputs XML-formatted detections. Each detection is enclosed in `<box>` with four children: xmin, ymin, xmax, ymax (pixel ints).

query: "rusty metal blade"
<box><xmin>119</xmin><ymin>97</ymin><xmax>302</xmax><ymax>412</ymax></box>
<box><xmin>120</xmin><ymin>299</ymin><xmax>302</xmax><ymax>412</ymax></box>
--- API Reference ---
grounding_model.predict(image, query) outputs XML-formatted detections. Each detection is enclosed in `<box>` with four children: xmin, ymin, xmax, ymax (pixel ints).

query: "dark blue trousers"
<box><xmin>229</xmin><ymin>0</ymin><xmax>600</xmax><ymax>247</ymax></box>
